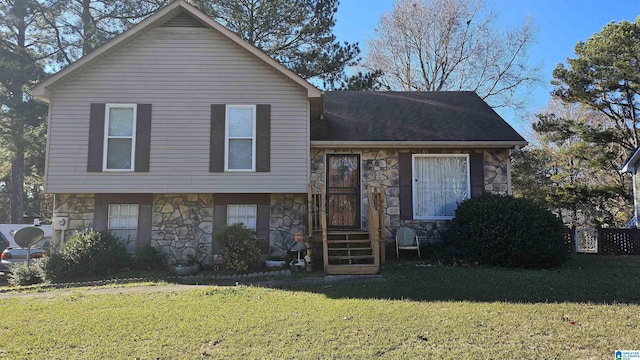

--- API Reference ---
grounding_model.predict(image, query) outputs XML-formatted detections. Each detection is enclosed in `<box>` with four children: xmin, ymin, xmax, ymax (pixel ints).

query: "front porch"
<box><xmin>307</xmin><ymin>185</ymin><xmax>384</xmax><ymax>275</ymax></box>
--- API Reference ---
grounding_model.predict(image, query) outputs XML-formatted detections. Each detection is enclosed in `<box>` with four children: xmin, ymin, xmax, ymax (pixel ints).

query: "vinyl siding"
<box><xmin>46</xmin><ymin>26</ymin><xmax>310</xmax><ymax>193</ymax></box>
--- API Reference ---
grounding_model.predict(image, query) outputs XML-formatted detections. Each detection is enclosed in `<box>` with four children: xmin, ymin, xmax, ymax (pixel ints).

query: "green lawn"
<box><xmin>1</xmin><ymin>255</ymin><xmax>639</xmax><ymax>359</ymax></box>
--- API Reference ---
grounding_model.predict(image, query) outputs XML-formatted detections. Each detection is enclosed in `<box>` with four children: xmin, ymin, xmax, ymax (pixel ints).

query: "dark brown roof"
<box><xmin>311</xmin><ymin>91</ymin><xmax>526</xmax><ymax>143</ymax></box>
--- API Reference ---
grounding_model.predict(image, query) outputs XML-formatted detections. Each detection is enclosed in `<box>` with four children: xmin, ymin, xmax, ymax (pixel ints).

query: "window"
<box><xmin>225</xmin><ymin>105</ymin><xmax>255</xmax><ymax>171</ymax></box>
<box><xmin>108</xmin><ymin>204</ymin><xmax>138</xmax><ymax>252</ymax></box>
<box><xmin>104</xmin><ymin>104</ymin><xmax>136</xmax><ymax>171</ymax></box>
<box><xmin>412</xmin><ymin>154</ymin><xmax>470</xmax><ymax>219</ymax></box>
<box><xmin>227</xmin><ymin>204</ymin><xmax>257</xmax><ymax>230</ymax></box>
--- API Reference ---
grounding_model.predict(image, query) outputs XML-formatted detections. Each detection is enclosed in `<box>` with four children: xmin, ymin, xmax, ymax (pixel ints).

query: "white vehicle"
<box><xmin>0</xmin><ymin>224</ymin><xmax>52</xmax><ymax>272</ymax></box>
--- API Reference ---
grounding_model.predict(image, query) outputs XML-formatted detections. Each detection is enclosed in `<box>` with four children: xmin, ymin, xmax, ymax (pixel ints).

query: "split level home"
<box><xmin>33</xmin><ymin>0</ymin><xmax>527</xmax><ymax>274</ymax></box>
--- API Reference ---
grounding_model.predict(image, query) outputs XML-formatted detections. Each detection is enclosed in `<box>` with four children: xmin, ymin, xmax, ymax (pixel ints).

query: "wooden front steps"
<box><xmin>324</xmin><ymin>231</ymin><xmax>378</xmax><ymax>275</ymax></box>
<box><xmin>324</xmin><ymin>264</ymin><xmax>380</xmax><ymax>275</ymax></box>
<box><xmin>308</xmin><ymin>184</ymin><xmax>384</xmax><ymax>275</ymax></box>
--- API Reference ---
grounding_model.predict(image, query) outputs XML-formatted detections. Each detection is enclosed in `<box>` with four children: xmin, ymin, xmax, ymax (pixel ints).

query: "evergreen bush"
<box><xmin>215</xmin><ymin>223</ymin><xmax>262</xmax><ymax>272</ymax></box>
<box><xmin>8</xmin><ymin>262</ymin><xmax>42</xmax><ymax>286</ymax></box>
<box><xmin>37</xmin><ymin>230</ymin><xmax>132</xmax><ymax>281</ymax></box>
<box><xmin>446</xmin><ymin>194</ymin><xmax>568</xmax><ymax>268</ymax></box>
<box><xmin>36</xmin><ymin>254</ymin><xmax>69</xmax><ymax>283</ymax></box>
<box><xmin>133</xmin><ymin>245</ymin><xmax>166</xmax><ymax>271</ymax></box>
<box><xmin>62</xmin><ymin>230</ymin><xmax>132</xmax><ymax>275</ymax></box>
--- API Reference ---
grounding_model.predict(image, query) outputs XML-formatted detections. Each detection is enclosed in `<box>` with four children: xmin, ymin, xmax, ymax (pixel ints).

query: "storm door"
<box><xmin>326</xmin><ymin>154</ymin><xmax>361</xmax><ymax>229</ymax></box>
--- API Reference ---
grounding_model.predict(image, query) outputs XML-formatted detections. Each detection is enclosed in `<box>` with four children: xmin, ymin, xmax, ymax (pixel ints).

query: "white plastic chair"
<box><xmin>395</xmin><ymin>227</ymin><xmax>421</xmax><ymax>259</ymax></box>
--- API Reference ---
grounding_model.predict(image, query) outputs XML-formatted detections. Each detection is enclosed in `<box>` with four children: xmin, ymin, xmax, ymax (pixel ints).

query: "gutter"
<box><xmin>310</xmin><ymin>140</ymin><xmax>528</xmax><ymax>149</ymax></box>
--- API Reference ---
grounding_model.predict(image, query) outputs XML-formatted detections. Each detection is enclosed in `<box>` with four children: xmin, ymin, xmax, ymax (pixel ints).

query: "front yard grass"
<box><xmin>1</xmin><ymin>255</ymin><xmax>639</xmax><ymax>359</ymax></box>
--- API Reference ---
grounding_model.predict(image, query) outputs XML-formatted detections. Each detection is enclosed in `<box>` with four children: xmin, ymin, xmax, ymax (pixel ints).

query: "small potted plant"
<box><xmin>265</xmin><ymin>256</ymin><xmax>287</xmax><ymax>268</ymax></box>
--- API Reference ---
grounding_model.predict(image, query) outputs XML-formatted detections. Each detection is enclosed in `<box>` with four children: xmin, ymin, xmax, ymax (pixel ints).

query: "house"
<box><xmin>33</xmin><ymin>0</ymin><xmax>526</xmax><ymax>274</ymax></box>
<box><xmin>620</xmin><ymin>147</ymin><xmax>640</xmax><ymax>228</ymax></box>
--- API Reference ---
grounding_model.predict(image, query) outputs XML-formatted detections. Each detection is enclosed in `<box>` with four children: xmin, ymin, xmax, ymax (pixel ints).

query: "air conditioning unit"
<box><xmin>53</xmin><ymin>217</ymin><xmax>69</xmax><ymax>230</ymax></box>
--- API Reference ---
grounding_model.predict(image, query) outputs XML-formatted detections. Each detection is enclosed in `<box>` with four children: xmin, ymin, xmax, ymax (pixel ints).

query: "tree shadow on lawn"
<box><xmin>269</xmin><ymin>255</ymin><xmax>640</xmax><ymax>304</ymax></box>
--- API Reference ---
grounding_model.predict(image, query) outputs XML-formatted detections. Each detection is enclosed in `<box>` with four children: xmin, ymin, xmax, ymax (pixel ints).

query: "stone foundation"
<box><xmin>54</xmin><ymin>194</ymin><xmax>95</xmax><ymax>230</ymax></box>
<box><xmin>51</xmin><ymin>194</ymin><xmax>95</xmax><ymax>252</ymax></box>
<box><xmin>269</xmin><ymin>194</ymin><xmax>307</xmax><ymax>258</ymax></box>
<box><xmin>151</xmin><ymin>194</ymin><xmax>214</xmax><ymax>265</ymax></box>
<box><xmin>49</xmin><ymin>192</ymin><xmax>307</xmax><ymax>263</ymax></box>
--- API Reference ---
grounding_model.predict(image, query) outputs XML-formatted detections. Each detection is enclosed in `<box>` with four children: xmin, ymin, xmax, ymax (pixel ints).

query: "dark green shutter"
<box><xmin>256</xmin><ymin>104</ymin><xmax>271</xmax><ymax>172</ymax></box>
<box><xmin>87</xmin><ymin>103</ymin><xmax>106</xmax><ymax>172</ymax></box>
<box><xmin>210</xmin><ymin>104</ymin><xmax>226</xmax><ymax>172</ymax></box>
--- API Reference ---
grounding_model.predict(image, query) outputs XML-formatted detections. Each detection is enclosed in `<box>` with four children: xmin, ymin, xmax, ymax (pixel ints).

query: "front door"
<box><xmin>326</xmin><ymin>154</ymin><xmax>360</xmax><ymax>229</ymax></box>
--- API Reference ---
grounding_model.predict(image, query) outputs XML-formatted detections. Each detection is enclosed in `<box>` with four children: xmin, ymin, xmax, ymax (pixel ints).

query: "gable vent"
<box><xmin>161</xmin><ymin>12</ymin><xmax>206</xmax><ymax>27</ymax></box>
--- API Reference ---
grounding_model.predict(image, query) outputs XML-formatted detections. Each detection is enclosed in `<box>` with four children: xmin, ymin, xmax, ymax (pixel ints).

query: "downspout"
<box><xmin>634</xmin><ymin>166</ymin><xmax>638</xmax><ymax>228</ymax></box>
<box><xmin>507</xmin><ymin>148</ymin><xmax>514</xmax><ymax>195</ymax></box>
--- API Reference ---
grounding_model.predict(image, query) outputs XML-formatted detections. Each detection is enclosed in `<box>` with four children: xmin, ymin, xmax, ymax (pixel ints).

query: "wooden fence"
<box><xmin>567</xmin><ymin>227</ymin><xmax>640</xmax><ymax>255</ymax></box>
<box><xmin>597</xmin><ymin>228</ymin><xmax>640</xmax><ymax>255</ymax></box>
<box><xmin>562</xmin><ymin>227</ymin><xmax>574</xmax><ymax>254</ymax></box>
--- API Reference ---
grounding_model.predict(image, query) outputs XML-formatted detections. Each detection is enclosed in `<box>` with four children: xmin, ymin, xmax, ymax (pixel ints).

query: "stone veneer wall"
<box><xmin>50</xmin><ymin>194</ymin><xmax>96</xmax><ymax>252</ymax></box>
<box><xmin>50</xmin><ymin>192</ymin><xmax>308</xmax><ymax>263</ymax></box>
<box><xmin>311</xmin><ymin>148</ymin><xmax>510</xmax><ymax>243</ymax></box>
<box><xmin>269</xmin><ymin>194</ymin><xmax>307</xmax><ymax>258</ymax></box>
<box><xmin>151</xmin><ymin>194</ymin><xmax>214</xmax><ymax>265</ymax></box>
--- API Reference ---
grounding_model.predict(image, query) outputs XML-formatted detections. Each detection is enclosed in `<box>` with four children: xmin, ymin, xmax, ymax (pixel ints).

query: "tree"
<box><xmin>547</xmin><ymin>17</ymin><xmax>640</xmax><ymax>226</ymax></box>
<box><xmin>0</xmin><ymin>0</ymin><xmax>49</xmax><ymax>223</ymax></box>
<box><xmin>338</xmin><ymin>69</ymin><xmax>384</xmax><ymax>91</ymax></box>
<box><xmin>35</xmin><ymin>0</ymin><xmax>170</xmax><ymax>68</ymax></box>
<box><xmin>364</xmin><ymin>0</ymin><xmax>540</xmax><ymax>112</ymax></box>
<box><xmin>552</xmin><ymin>17</ymin><xmax>640</xmax><ymax>152</ymax></box>
<box><xmin>190</xmin><ymin>0</ymin><xmax>362</xmax><ymax>88</ymax></box>
<box><xmin>512</xmin><ymin>99</ymin><xmax>631</xmax><ymax>226</ymax></box>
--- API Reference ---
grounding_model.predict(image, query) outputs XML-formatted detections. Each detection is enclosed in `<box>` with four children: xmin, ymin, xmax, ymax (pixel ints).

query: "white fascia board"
<box><xmin>620</xmin><ymin>149</ymin><xmax>640</xmax><ymax>173</ymax></box>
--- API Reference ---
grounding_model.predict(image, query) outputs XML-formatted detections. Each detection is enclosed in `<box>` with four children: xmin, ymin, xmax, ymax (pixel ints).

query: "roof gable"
<box><xmin>621</xmin><ymin>146</ymin><xmax>640</xmax><ymax>173</ymax></box>
<box><xmin>311</xmin><ymin>91</ymin><xmax>527</xmax><ymax>147</ymax></box>
<box><xmin>32</xmin><ymin>0</ymin><xmax>321</xmax><ymax>101</ymax></box>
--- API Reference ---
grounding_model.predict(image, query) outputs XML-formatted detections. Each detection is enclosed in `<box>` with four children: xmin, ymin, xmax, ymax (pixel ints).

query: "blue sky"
<box><xmin>333</xmin><ymin>0</ymin><xmax>638</xmax><ymax>138</ymax></box>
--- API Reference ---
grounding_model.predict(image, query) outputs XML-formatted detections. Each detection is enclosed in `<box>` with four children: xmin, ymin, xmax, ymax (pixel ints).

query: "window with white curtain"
<box><xmin>108</xmin><ymin>204</ymin><xmax>138</xmax><ymax>253</ymax></box>
<box><xmin>412</xmin><ymin>154</ymin><xmax>470</xmax><ymax>219</ymax></box>
<box><xmin>227</xmin><ymin>204</ymin><xmax>257</xmax><ymax>230</ymax></box>
<box><xmin>225</xmin><ymin>105</ymin><xmax>255</xmax><ymax>171</ymax></box>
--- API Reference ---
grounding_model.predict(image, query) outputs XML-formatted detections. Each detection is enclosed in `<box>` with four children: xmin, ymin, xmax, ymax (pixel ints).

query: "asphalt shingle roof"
<box><xmin>311</xmin><ymin>91</ymin><xmax>526</xmax><ymax>143</ymax></box>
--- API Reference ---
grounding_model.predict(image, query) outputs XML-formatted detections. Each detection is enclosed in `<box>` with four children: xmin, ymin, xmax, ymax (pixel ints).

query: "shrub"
<box><xmin>215</xmin><ymin>223</ymin><xmax>262</xmax><ymax>272</ymax></box>
<box><xmin>133</xmin><ymin>245</ymin><xmax>166</xmax><ymax>271</ymax></box>
<box><xmin>8</xmin><ymin>262</ymin><xmax>43</xmax><ymax>286</ymax></box>
<box><xmin>446</xmin><ymin>194</ymin><xmax>568</xmax><ymax>268</ymax></box>
<box><xmin>36</xmin><ymin>254</ymin><xmax>70</xmax><ymax>283</ymax></box>
<box><xmin>62</xmin><ymin>230</ymin><xmax>132</xmax><ymax>275</ymax></box>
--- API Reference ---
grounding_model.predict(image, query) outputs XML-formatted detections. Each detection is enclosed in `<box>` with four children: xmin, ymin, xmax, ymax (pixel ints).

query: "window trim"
<box><xmin>103</xmin><ymin>103</ymin><xmax>137</xmax><ymax>172</ymax></box>
<box><xmin>226</xmin><ymin>204</ymin><xmax>258</xmax><ymax>230</ymax></box>
<box><xmin>412</xmin><ymin>154</ymin><xmax>471</xmax><ymax>220</ymax></box>
<box><xmin>224</xmin><ymin>105</ymin><xmax>256</xmax><ymax>172</ymax></box>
